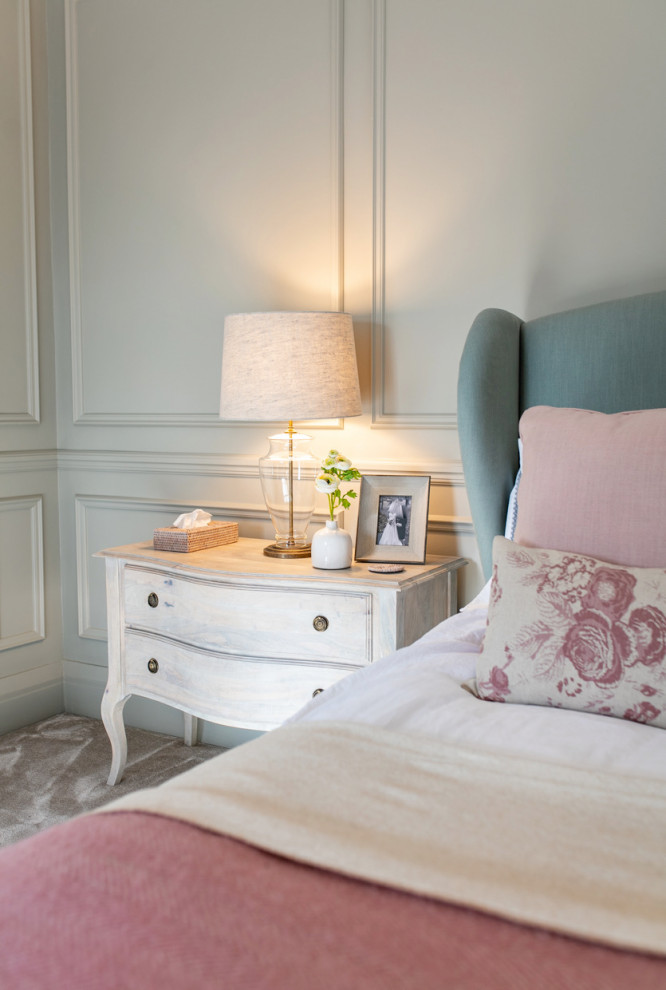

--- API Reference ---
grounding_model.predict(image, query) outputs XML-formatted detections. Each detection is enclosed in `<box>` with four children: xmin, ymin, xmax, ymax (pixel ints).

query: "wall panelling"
<box><xmin>6</xmin><ymin>0</ymin><xmax>664</xmax><ymax>741</ymax></box>
<box><xmin>0</xmin><ymin>0</ymin><xmax>39</xmax><ymax>423</ymax></box>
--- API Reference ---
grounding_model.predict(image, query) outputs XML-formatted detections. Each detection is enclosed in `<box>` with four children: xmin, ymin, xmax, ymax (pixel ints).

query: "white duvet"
<box><xmin>108</xmin><ymin>586</ymin><xmax>666</xmax><ymax>955</ymax></box>
<box><xmin>291</xmin><ymin>584</ymin><xmax>666</xmax><ymax>780</ymax></box>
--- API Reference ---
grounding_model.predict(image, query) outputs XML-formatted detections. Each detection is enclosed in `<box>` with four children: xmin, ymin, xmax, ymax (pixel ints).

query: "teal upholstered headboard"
<box><xmin>457</xmin><ymin>290</ymin><xmax>666</xmax><ymax>579</ymax></box>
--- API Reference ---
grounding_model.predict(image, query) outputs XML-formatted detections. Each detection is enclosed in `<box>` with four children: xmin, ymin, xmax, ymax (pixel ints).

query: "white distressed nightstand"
<box><xmin>97</xmin><ymin>538</ymin><xmax>465</xmax><ymax>784</ymax></box>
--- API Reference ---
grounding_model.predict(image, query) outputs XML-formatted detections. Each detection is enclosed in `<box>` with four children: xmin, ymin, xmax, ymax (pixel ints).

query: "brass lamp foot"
<box><xmin>263</xmin><ymin>543</ymin><xmax>312</xmax><ymax>559</ymax></box>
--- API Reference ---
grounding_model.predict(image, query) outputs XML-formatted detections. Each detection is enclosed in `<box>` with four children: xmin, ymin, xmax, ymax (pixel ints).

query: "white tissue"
<box><xmin>173</xmin><ymin>509</ymin><xmax>212</xmax><ymax>530</ymax></box>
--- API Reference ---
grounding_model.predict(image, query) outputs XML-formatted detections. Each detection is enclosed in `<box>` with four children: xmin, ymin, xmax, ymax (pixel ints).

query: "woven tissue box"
<box><xmin>153</xmin><ymin>520</ymin><xmax>238</xmax><ymax>553</ymax></box>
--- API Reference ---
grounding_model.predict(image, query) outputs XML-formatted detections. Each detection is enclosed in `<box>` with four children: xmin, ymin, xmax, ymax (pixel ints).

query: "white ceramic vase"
<box><xmin>310</xmin><ymin>519</ymin><xmax>353</xmax><ymax>569</ymax></box>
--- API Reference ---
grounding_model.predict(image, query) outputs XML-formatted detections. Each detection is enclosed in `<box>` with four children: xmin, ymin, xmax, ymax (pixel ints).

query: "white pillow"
<box><xmin>503</xmin><ymin>439</ymin><xmax>522</xmax><ymax>540</ymax></box>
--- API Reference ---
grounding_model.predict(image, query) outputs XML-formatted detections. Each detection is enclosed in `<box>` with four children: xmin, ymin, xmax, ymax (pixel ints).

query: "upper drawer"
<box><xmin>122</xmin><ymin>565</ymin><xmax>371</xmax><ymax>664</ymax></box>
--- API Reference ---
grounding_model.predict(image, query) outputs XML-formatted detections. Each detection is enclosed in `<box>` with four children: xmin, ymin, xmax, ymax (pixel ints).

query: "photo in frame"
<box><xmin>354</xmin><ymin>475</ymin><xmax>431</xmax><ymax>563</ymax></box>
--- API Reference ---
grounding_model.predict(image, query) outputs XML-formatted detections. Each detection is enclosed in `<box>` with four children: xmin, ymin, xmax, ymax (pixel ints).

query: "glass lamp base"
<box><xmin>259</xmin><ymin>430</ymin><xmax>317</xmax><ymax>556</ymax></box>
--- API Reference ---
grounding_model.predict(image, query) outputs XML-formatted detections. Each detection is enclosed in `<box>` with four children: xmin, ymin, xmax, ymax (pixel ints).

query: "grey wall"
<box><xmin>3</xmin><ymin>0</ymin><xmax>666</xmax><ymax>740</ymax></box>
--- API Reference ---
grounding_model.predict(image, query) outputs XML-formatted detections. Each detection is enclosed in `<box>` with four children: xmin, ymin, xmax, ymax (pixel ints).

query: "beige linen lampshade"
<box><xmin>220</xmin><ymin>311</ymin><xmax>361</xmax><ymax>422</ymax></box>
<box><xmin>220</xmin><ymin>311</ymin><xmax>362</xmax><ymax>557</ymax></box>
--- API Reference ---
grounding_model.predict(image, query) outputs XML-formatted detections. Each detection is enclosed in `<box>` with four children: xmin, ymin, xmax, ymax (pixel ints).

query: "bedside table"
<box><xmin>97</xmin><ymin>538</ymin><xmax>465</xmax><ymax>784</ymax></box>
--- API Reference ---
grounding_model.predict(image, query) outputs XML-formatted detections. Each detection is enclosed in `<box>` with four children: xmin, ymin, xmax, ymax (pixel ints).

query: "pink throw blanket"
<box><xmin>1</xmin><ymin>810</ymin><xmax>663</xmax><ymax>989</ymax></box>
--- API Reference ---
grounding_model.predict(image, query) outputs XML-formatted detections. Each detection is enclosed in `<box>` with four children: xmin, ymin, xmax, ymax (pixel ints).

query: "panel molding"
<box><xmin>370</xmin><ymin>0</ymin><xmax>455</xmax><ymax>430</ymax></box>
<box><xmin>0</xmin><ymin>495</ymin><xmax>45</xmax><ymax>650</ymax></box>
<box><xmin>428</xmin><ymin>514</ymin><xmax>474</xmax><ymax>537</ymax></box>
<box><xmin>0</xmin><ymin>0</ymin><xmax>39</xmax><ymax>424</ymax></box>
<box><xmin>329</xmin><ymin>0</ymin><xmax>344</xmax><ymax>311</ymax></box>
<box><xmin>59</xmin><ymin>449</ymin><xmax>262</xmax><ymax>478</ymax></box>
<box><xmin>65</xmin><ymin>0</ymin><xmax>346</xmax><ymax>425</ymax></box>
<box><xmin>0</xmin><ymin>450</ymin><xmax>57</xmax><ymax>473</ymax></box>
<box><xmin>57</xmin><ymin>447</ymin><xmax>465</xmax><ymax>485</ymax></box>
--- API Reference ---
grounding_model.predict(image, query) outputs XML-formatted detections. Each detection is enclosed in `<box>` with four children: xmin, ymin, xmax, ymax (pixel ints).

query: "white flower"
<box><xmin>315</xmin><ymin>473</ymin><xmax>337</xmax><ymax>494</ymax></box>
<box><xmin>314</xmin><ymin>451</ymin><xmax>360</xmax><ymax>520</ymax></box>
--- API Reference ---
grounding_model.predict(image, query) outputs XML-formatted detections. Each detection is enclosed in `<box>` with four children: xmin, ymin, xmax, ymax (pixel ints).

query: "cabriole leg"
<box><xmin>101</xmin><ymin>690</ymin><xmax>129</xmax><ymax>785</ymax></box>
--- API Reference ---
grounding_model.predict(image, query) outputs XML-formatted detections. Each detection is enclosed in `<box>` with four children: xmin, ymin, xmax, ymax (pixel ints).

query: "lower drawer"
<box><xmin>124</xmin><ymin>630</ymin><xmax>358</xmax><ymax>730</ymax></box>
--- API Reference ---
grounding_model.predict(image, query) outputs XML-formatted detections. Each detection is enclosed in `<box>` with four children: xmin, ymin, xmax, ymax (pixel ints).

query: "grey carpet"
<box><xmin>0</xmin><ymin>713</ymin><xmax>224</xmax><ymax>847</ymax></box>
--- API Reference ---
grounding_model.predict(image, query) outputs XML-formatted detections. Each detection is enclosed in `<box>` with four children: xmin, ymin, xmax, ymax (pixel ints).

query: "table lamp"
<box><xmin>220</xmin><ymin>311</ymin><xmax>362</xmax><ymax>558</ymax></box>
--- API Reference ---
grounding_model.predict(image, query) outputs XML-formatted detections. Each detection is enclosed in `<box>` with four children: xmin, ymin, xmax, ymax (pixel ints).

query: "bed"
<box><xmin>2</xmin><ymin>290</ymin><xmax>666</xmax><ymax>988</ymax></box>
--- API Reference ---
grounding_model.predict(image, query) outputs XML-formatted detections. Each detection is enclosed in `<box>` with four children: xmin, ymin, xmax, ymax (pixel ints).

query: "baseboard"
<box><xmin>0</xmin><ymin>677</ymin><xmax>64</xmax><ymax>735</ymax></box>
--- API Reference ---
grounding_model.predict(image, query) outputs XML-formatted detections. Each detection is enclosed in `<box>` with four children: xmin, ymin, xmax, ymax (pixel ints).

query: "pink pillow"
<box><xmin>477</xmin><ymin>537</ymin><xmax>666</xmax><ymax>727</ymax></box>
<box><xmin>514</xmin><ymin>406</ymin><xmax>666</xmax><ymax>567</ymax></box>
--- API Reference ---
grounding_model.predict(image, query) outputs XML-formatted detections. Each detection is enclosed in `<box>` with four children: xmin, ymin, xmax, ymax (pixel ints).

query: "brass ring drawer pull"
<box><xmin>312</xmin><ymin>688</ymin><xmax>324</xmax><ymax>697</ymax></box>
<box><xmin>312</xmin><ymin>615</ymin><xmax>329</xmax><ymax>632</ymax></box>
<box><xmin>147</xmin><ymin>593</ymin><xmax>159</xmax><ymax>608</ymax></box>
<box><xmin>147</xmin><ymin>658</ymin><xmax>159</xmax><ymax>674</ymax></box>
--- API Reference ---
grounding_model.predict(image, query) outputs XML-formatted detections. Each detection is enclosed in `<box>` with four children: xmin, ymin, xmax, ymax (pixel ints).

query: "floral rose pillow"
<box><xmin>477</xmin><ymin>536</ymin><xmax>666</xmax><ymax>728</ymax></box>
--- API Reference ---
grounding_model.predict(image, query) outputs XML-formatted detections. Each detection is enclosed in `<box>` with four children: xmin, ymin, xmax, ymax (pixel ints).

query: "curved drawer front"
<box><xmin>123</xmin><ymin>566</ymin><xmax>371</xmax><ymax>663</ymax></box>
<box><xmin>124</xmin><ymin>631</ymin><xmax>352</xmax><ymax>730</ymax></box>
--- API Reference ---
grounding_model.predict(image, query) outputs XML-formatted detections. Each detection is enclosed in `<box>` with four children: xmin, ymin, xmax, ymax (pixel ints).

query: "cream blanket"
<box><xmin>103</xmin><ymin>721</ymin><xmax>666</xmax><ymax>955</ymax></box>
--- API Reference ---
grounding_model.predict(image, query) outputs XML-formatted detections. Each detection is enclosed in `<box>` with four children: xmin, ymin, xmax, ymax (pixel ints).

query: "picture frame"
<box><xmin>354</xmin><ymin>475</ymin><xmax>431</xmax><ymax>564</ymax></box>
